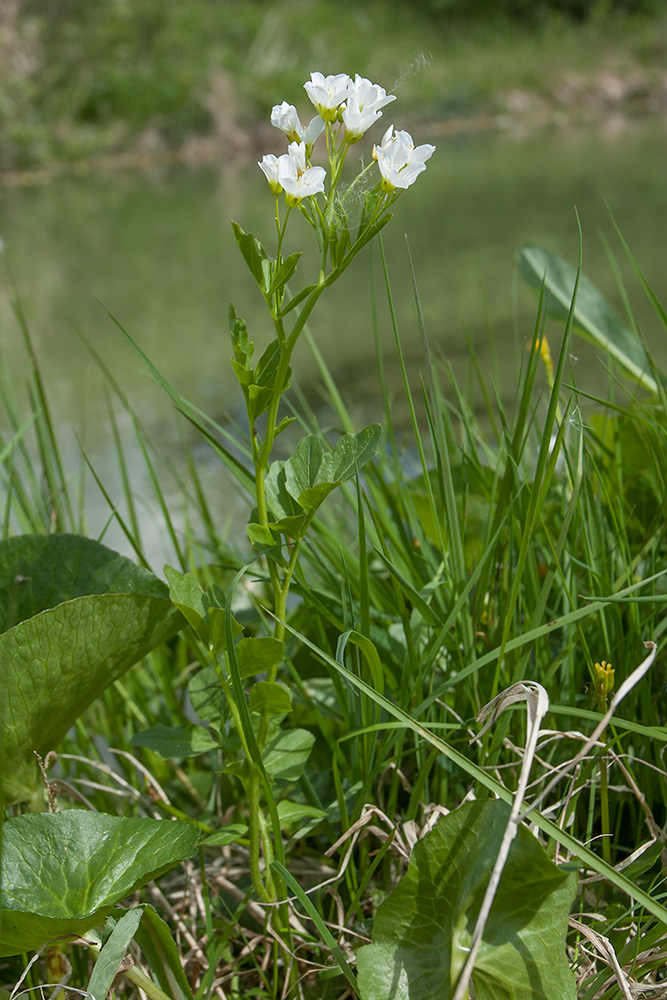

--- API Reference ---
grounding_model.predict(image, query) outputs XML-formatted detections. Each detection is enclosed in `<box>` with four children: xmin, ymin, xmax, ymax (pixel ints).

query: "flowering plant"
<box><xmin>214</xmin><ymin>73</ymin><xmax>434</xmax><ymax>916</ymax></box>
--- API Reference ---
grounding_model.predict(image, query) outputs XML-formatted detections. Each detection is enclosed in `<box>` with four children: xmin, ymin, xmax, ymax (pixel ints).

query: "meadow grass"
<box><xmin>1</xmin><ymin>225</ymin><xmax>666</xmax><ymax>997</ymax></box>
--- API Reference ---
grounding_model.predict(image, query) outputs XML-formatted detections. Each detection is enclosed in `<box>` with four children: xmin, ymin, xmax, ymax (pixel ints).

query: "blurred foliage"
<box><xmin>1</xmin><ymin>0</ymin><xmax>665</xmax><ymax>169</ymax></box>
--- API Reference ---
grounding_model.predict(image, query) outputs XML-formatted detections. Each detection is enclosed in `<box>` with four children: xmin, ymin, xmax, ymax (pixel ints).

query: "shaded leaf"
<box><xmin>249</xmin><ymin>681</ymin><xmax>292</xmax><ymax>717</ymax></box>
<box><xmin>263</xmin><ymin>728</ymin><xmax>315</xmax><ymax>781</ymax></box>
<box><xmin>200</xmin><ymin>823</ymin><xmax>248</xmax><ymax>848</ymax></box>
<box><xmin>188</xmin><ymin>665</ymin><xmax>226</xmax><ymax>729</ymax></box>
<box><xmin>236</xmin><ymin>636</ymin><xmax>284</xmax><ymax>679</ymax></box>
<box><xmin>356</xmin><ymin>800</ymin><xmax>576</xmax><ymax>1000</ymax></box>
<box><xmin>130</xmin><ymin>724</ymin><xmax>219</xmax><ymax>759</ymax></box>
<box><xmin>87</xmin><ymin>908</ymin><xmax>144</xmax><ymax>1000</ymax></box>
<box><xmin>133</xmin><ymin>905</ymin><xmax>194</xmax><ymax>1000</ymax></box>
<box><xmin>284</xmin><ymin>435</ymin><xmax>323</xmax><ymax>499</ymax></box>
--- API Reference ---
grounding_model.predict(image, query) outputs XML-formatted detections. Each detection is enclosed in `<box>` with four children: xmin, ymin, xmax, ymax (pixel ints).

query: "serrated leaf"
<box><xmin>0</xmin><ymin>812</ymin><xmax>201</xmax><ymax>957</ymax></box>
<box><xmin>235</xmin><ymin>636</ymin><xmax>284</xmax><ymax>679</ymax></box>
<box><xmin>262</xmin><ymin>728</ymin><xmax>315</xmax><ymax>781</ymax></box>
<box><xmin>130</xmin><ymin>724</ymin><xmax>219</xmax><ymax>759</ymax></box>
<box><xmin>356</xmin><ymin>800</ymin><xmax>577</xmax><ymax>1000</ymax></box>
<box><xmin>87</xmin><ymin>907</ymin><xmax>144</xmax><ymax>1000</ymax></box>
<box><xmin>0</xmin><ymin>537</ymin><xmax>183</xmax><ymax>805</ymax></box>
<box><xmin>249</xmin><ymin>681</ymin><xmax>292</xmax><ymax>717</ymax></box>
<box><xmin>319</xmin><ymin>424</ymin><xmax>382</xmax><ymax>484</ymax></box>
<box><xmin>284</xmin><ymin>435</ymin><xmax>323</xmax><ymax>499</ymax></box>
<box><xmin>519</xmin><ymin>245</ymin><xmax>658</xmax><ymax>392</ymax></box>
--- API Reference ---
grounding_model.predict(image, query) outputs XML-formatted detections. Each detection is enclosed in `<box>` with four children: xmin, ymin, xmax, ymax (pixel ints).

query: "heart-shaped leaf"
<box><xmin>0</xmin><ymin>812</ymin><xmax>201</xmax><ymax>957</ymax></box>
<box><xmin>356</xmin><ymin>799</ymin><xmax>577</xmax><ymax>1000</ymax></box>
<box><xmin>0</xmin><ymin>535</ymin><xmax>184</xmax><ymax>805</ymax></box>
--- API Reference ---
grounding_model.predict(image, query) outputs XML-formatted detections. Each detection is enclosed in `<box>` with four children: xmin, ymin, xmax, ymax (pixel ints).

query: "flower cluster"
<box><xmin>258</xmin><ymin>71</ymin><xmax>435</xmax><ymax>204</ymax></box>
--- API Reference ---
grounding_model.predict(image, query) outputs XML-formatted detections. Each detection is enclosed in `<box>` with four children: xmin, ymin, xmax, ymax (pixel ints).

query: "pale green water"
<box><xmin>2</xmin><ymin>117</ymin><xmax>666</xmax><ymax>559</ymax></box>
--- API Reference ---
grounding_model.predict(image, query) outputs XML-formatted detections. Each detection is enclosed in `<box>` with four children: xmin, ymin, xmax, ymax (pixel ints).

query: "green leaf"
<box><xmin>0</xmin><ymin>536</ymin><xmax>183</xmax><ymax>805</ymax></box>
<box><xmin>265</xmin><ymin>460</ymin><xmax>303</xmax><ymax>521</ymax></box>
<box><xmin>519</xmin><ymin>245</ymin><xmax>658</xmax><ymax>392</ymax></box>
<box><xmin>0</xmin><ymin>812</ymin><xmax>201</xmax><ymax>957</ymax></box>
<box><xmin>229</xmin><ymin>307</ymin><xmax>254</xmax><ymax>372</ymax></box>
<box><xmin>284</xmin><ymin>435</ymin><xmax>324</xmax><ymax>499</ymax></box>
<box><xmin>87</xmin><ymin>907</ymin><xmax>144</xmax><ymax>1000</ymax></box>
<box><xmin>356</xmin><ymin>800</ymin><xmax>577</xmax><ymax>1000</ymax></box>
<box><xmin>276</xmin><ymin>800</ymin><xmax>327</xmax><ymax>832</ymax></box>
<box><xmin>164</xmin><ymin>565</ymin><xmax>210</xmax><ymax>643</ymax></box>
<box><xmin>188</xmin><ymin>665</ymin><xmax>226</xmax><ymax>729</ymax></box>
<box><xmin>249</xmin><ymin>681</ymin><xmax>292</xmax><ymax>717</ymax></box>
<box><xmin>200</xmin><ymin>823</ymin><xmax>248</xmax><ymax>847</ymax></box>
<box><xmin>268</xmin><ymin>252</ymin><xmax>302</xmax><ymax>296</ymax></box>
<box><xmin>133</xmin><ymin>905</ymin><xmax>195</xmax><ymax>1000</ymax></box>
<box><xmin>278</xmin><ymin>282</ymin><xmax>318</xmax><ymax>318</ymax></box>
<box><xmin>246</xmin><ymin>522</ymin><xmax>278</xmax><ymax>548</ymax></box>
<box><xmin>319</xmin><ymin>424</ymin><xmax>382</xmax><ymax>484</ymax></box>
<box><xmin>236</xmin><ymin>636</ymin><xmax>284</xmax><ymax>679</ymax></box>
<box><xmin>297</xmin><ymin>481</ymin><xmax>339</xmax><ymax>513</ymax></box>
<box><xmin>231</xmin><ymin>221</ymin><xmax>271</xmax><ymax>294</ymax></box>
<box><xmin>262</xmin><ymin>728</ymin><xmax>315</xmax><ymax>781</ymax></box>
<box><xmin>130</xmin><ymin>724</ymin><xmax>220</xmax><ymax>759</ymax></box>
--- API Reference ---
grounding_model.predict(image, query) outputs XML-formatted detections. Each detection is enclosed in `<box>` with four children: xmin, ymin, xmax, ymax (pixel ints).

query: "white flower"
<box><xmin>278</xmin><ymin>141</ymin><xmax>326</xmax><ymax>205</ymax></box>
<box><xmin>304</xmin><ymin>72</ymin><xmax>353</xmax><ymax>121</ymax></box>
<box><xmin>342</xmin><ymin>75</ymin><xmax>396</xmax><ymax>141</ymax></box>
<box><xmin>372</xmin><ymin>126</ymin><xmax>435</xmax><ymax>191</ymax></box>
<box><xmin>258</xmin><ymin>153</ymin><xmax>283</xmax><ymax>194</ymax></box>
<box><xmin>270</xmin><ymin>101</ymin><xmax>325</xmax><ymax>148</ymax></box>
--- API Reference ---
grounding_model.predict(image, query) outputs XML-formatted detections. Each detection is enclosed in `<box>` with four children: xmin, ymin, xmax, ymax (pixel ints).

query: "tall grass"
<box><xmin>2</xmin><ymin>227</ymin><xmax>666</xmax><ymax>996</ymax></box>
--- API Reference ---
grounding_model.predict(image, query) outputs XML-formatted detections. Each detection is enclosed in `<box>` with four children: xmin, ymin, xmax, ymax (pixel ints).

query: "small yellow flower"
<box><xmin>593</xmin><ymin>660</ymin><xmax>614</xmax><ymax>708</ymax></box>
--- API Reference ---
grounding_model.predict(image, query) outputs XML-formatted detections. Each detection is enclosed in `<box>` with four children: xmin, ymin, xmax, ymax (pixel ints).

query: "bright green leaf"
<box><xmin>200</xmin><ymin>823</ymin><xmax>249</xmax><ymax>847</ymax></box>
<box><xmin>268</xmin><ymin>252</ymin><xmax>302</xmax><ymax>296</ymax></box>
<box><xmin>0</xmin><ymin>812</ymin><xmax>201</xmax><ymax>957</ymax></box>
<box><xmin>231</xmin><ymin>222</ymin><xmax>270</xmax><ymax>293</ymax></box>
<box><xmin>284</xmin><ymin>435</ymin><xmax>324</xmax><ymax>499</ymax></box>
<box><xmin>236</xmin><ymin>636</ymin><xmax>284</xmax><ymax>679</ymax></box>
<box><xmin>319</xmin><ymin>424</ymin><xmax>382</xmax><ymax>484</ymax></box>
<box><xmin>356</xmin><ymin>800</ymin><xmax>577</xmax><ymax>1000</ymax></box>
<box><xmin>249</xmin><ymin>681</ymin><xmax>292</xmax><ymax>717</ymax></box>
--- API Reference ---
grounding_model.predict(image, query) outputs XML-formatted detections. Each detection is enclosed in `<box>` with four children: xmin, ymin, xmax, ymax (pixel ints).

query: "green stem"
<box><xmin>124</xmin><ymin>966</ymin><xmax>175</xmax><ymax>1000</ymax></box>
<box><xmin>248</xmin><ymin>764</ymin><xmax>272</xmax><ymax>902</ymax></box>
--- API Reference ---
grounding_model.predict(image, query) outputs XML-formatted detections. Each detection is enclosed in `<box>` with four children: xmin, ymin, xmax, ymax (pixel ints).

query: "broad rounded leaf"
<box><xmin>0</xmin><ymin>812</ymin><xmax>201</xmax><ymax>957</ymax></box>
<box><xmin>130</xmin><ymin>724</ymin><xmax>220</xmax><ymax>759</ymax></box>
<box><xmin>0</xmin><ymin>535</ymin><xmax>183</xmax><ymax>804</ymax></box>
<box><xmin>357</xmin><ymin>800</ymin><xmax>577</xmax><ymax>1000</ymax></box>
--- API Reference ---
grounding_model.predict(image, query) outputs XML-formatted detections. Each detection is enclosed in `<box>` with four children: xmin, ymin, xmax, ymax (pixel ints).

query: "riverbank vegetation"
<box><xmin>2</xmin><ymin>47</ymin><xmax>667</xmax><ymax>1000</ymax></box>
<box><xmin>2</xmin><ymin>0</ymin><xmax>667</xmax><ymax>171</ymax></box>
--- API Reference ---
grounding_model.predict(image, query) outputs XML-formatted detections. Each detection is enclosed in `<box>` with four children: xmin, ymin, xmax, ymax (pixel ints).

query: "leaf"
<box><xmin>268</xmin><ymin>252</ymin><xmax>302</xmax><ymax>296</ymax></box>
<box><xmin>130</xmin><ymin>724</ymin><xmax>220</xmax><ymax>759</ymax></box>
<box><xmin>297</xmin><ymin>481</ymin><xmax>339</xmax><ymax>513</ymax></box>
<box><xmin>133</xmin><ymin>905</ymin><xmax>194</xmax><ymax>1000</ymax></box>
<box><xmin>249</xmin><ymin>681</ymin><xmax>292</xmax><ymax>717</ymax></box>
<box><xmin>0</xmin><ymin>812</ymin><xmax>201</xmax><ymax>957</ymax></box>
<box><xmin>284</xmin><ymin>435</ymin><xmax>324</xmax><ymax>499</ymax></box>
<box><xmin>319</xmin><ymin>424</ymin><xmax>382</xmax><ymax>484</ymax></box>
<box><xmin>231</xmin><ymin>222</ymin><xmax>271</xmax><ymax>294</ymax></box>
<box><xmin>236</xmin><ymin>636</ymin><xmax>284</xmax><ymax>679</ymax></box>
<box><xmin>0</xmin><ymin>536</ymin><xmax>183</xmax><ymax>805</ymax></box>
<box><xmin>87</xmin><ymin>907</ymin><xmax>144</xmax><ymax>1000</ymax></box>
<box><xmin>263</xmin><ymin>728</ymin><xmax>315</xmax><ymax>782</ymax></box>
<box><xmin>278</xmin><ymin>282</ymin><xmax>318</xmax><ymax>318</ymax></box>
<box><xmin>188</xmin><ymin>665</ymin><xmax>226</xmax><ymax>729</ymax></box>
<box><xmin>200</xmin><ymin>823</ymin><xmax>248</xmax><ymax>847</ymax></box>
<box><xmin>276</xmin><ymin>800</ymin><xmax>327</xmax><ymax>832</ymax></box>
<box><xmin>164</xmin><ymin>565</ymin><xmax>210</xmax><ymax>642</ymax></box>
<box><xmin>519</xmin><ymin>245</ymin><xmax>658</xmax><ymax>392</ymax></box>
<box><xmin>229</xmin><ymin>307</ymin><xmax>254</xmax><ymax>373</ymax></box>
<box><xmin>265</xmin><ymin>461</ymin><xmax>303</xmax><ymax>522</ymax></box>
<box><xmin>356</xmin><ymin>800</ymin><xmax>577</xmax><ymax>1000</ymax></box>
